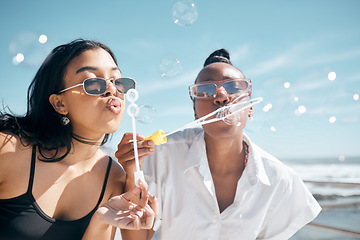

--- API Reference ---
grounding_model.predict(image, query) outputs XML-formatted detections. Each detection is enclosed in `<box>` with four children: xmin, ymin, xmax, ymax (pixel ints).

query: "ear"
<box><xmin>49</xmin><ymin>94</ymin><xmax>68</xmax><ymax>115</ymax></box>
<box><xmin>192</xmin><ymin>101</ymin><xmax>198</xmax><ymax>120</ymax></box>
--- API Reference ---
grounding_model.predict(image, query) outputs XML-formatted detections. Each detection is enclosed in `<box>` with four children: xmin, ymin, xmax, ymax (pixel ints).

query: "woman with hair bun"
<box><xmin>118</xmin><ymin>49</ymin><xmax>321</xmax><ymax>240</ymax></box>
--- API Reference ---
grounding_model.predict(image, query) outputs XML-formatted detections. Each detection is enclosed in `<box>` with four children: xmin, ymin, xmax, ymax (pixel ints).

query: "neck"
<box><xmin>205</xmin><ymin>133</ymin><xmax>245</xmax><ymax>174</ymax></box>
<box><xmin>40</xmin><ymin>135</ymin><xmax>105</xmax><ymax>166</ymax></box>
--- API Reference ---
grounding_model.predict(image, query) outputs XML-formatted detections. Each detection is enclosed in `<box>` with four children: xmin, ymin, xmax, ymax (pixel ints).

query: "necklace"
<box><xmin>243</xmin><ymin>141</ymin><xmax>249</xmax><ymax>168</ymax></box>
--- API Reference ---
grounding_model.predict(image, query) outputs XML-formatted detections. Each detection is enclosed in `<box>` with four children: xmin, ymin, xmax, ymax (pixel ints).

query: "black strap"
<box><xmin>27</xmin><ymin>145</ymin><xmax>37</xmax><ymax>194</ymax></box>
<box><xmin>95</xmin><ymin>157</ymin><xmax>112</xmax><ymax>208</ymax></box>
<box><xmin>27</xmin><ymin>147</ymin><xmax>112</xmax><ymax>209</ymax></box>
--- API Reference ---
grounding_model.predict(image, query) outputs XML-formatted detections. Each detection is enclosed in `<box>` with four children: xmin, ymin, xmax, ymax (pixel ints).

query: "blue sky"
<box><xmin>0</xmin><ymin>0</ymin><xmax>359</xmax><ymax>160</ymax></box>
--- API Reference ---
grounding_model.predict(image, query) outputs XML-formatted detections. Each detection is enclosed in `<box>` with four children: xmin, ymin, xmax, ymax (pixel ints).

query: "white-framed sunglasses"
<box><xmin>189</xmin><ymin>78</ymin><xmax>252</xmax><ymax>100</ymax></box>
<box><xmin>58</xmin><ymin>77</ymin><xmax>136</xmax><ymax>95</ymax></box>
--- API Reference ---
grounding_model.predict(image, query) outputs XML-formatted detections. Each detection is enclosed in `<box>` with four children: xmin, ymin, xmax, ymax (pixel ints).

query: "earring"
<box><xmin>248</xmin><ymin>107</ymin><xmax>254</xmax><ymax>121</ymax></box>
<box><xmin>61</xmin><ymin>115</ymin><xmax>70</xmax><ymax>125</ymax></box>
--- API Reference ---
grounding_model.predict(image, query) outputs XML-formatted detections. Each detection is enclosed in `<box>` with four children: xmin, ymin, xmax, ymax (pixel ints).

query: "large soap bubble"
<box><xmin>172</xmin><ymin>0</ymin><xmax>198</xmax><ymax>26</ymax></box>
<box><xmin>136</xmin><ymin>105</ymin><xmax>156</xmax><ymax>124</ymax></box>
<box><xmin>159</xmin><ymin>56</ymin><xmax>182</xmax><ymax>78</ymax></box>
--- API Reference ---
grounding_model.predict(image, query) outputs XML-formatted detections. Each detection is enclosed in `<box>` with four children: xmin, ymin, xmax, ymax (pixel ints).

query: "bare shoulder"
<box><xmin>0</xmin><ymin>132</ymin><xmax>31</xmax><ymax>163</ymax></box>
<box><xmin>0</xmin><ymin>131</ymin><xmax>18</xmax><ymax>153</ymax></box>
<box><xmin>0</xmin><ymin>132</ymin><xmax>32</xmax><ymax>193</ymax></box>
<box><xmin>107</xmin><ymin>158</ymin><xmax>126</xmax><ymax>196</ymax></box>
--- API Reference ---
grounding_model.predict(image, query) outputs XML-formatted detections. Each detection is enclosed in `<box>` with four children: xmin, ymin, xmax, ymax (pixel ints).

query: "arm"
<box><xmin>82</xmin><ymin>182</ymin><xmax>158</xmax><ymax>240</ymax></box>
<box><xmin>116</xmin><ymin>133</ymin><xmax>156</xmax><ymax>240</ymax></box>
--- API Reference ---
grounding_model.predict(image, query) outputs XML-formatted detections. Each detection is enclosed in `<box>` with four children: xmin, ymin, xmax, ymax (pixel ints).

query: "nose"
<box><xmin>213</xmin><ymin>87</ymin><xmax>230</xmax><ymax>106</ymax></box>
<box><xmin>103</xmin><ymin>78</ymin><xmax>118</xmax><ymax>97</ymax></box>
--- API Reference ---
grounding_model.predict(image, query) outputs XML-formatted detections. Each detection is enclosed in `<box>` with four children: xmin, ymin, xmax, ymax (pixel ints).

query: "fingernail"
<box><xmin>149</xmin><ymin>148</ymin><xmax>154</xmax><ymax>152</ymax></box>
<box><xmin>147</xmin><ymin>141</ymin><xmax>155</xmax><ymax>146</ymax></box>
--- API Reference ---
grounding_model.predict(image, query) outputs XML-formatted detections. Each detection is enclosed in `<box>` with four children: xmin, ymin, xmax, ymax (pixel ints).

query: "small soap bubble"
<box><xmin>353</xmin><ymin>94</ymin><xmax>359</xmax><ymax>101</ymax></box>
<box><xmin>298</xmin><ymin>105</ymin><xmax>306</xmax><ymax>113</ymax></box>
<box><xmin>172</xmin><ymin>0</ymin><xmax>198</xmax><ymax>26</ymax></box>
<box><xmin>294</xmin><ymin>105</ymin><xmax>306</xmax><ymax>116</ymax></box>
<box><xmin>135</xmin><ymin>105</ymin><xmax>156</xmax><ymax>124</ymax></box>
<box><xmin>283</xmin><ymin>82</ymin><xmax>291</xmax><ymax>89</ymax></box>
<box><xmin>329</xmin><ymin>116</ymin><xmax>336</xmax><ymax>123</ymax></box>
<box><xmin>338</xmin><ymin>155</ymin><xmax>345</xmax><ymax>162</ymax></box>
<box><xmin>159</xmin><ymin>56</ymin><xmax>182</xmax><ymax>78</ymax></box>
<box><xmin>38</xmin><ymin>34</ymin><xmax>48</xmax><ymax>44</ymax></box>
<box><xmin>270</xmin><ymin>126</ymin><xmax>277</xmax><ymax>132</ymax></box>
<box><xmin>9</xmin><ymin>32</ymin><xmax>51</xmax><ymax>67</ymax></box>
<box><xmin>294</xmin><ymin>97</ymin><xmax>299</xmax><ymax>102</ymax></box>
<box><xmin>15</xmin><ymin>53</ymin><xmax>24</xmax><ymax>63</ymax></box>
<box><xmin>328</xmin><ymin>72</ymin><xmax>336</xmax><ymax>81</ymax></box>
<box><xmin>263</xmin><ymin>103</ymin><xmax>273</xmax><ymax>112</ymax></box>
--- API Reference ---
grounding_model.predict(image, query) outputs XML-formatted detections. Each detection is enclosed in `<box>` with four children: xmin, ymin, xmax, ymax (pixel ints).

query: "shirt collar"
<box><xmin>243</xmin><ymin>134</ymin><xmax>271</xmax><ymax>187</ymax></box>
<box><xmin>184</xmin><ymin>130</ymin><xmax>205</xmax><ymax>172</ymax></box>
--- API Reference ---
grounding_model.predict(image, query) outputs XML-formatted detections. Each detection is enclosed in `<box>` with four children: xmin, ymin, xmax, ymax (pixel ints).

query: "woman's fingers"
<box><xmin>96</xmin><ymin>183</ymin><xmax>158</xmax><ymax>230</ymax></box>
<box><xmin>116</xmin><ymin>133</ymin><xmax>155</xmax><ymax>163</ymax></box>
<box><xmin>138</xmin><ymin>179</ymin><xmax>149</xmax><ymax>208</ymax></box>
<box><xmin>148</xmin><ymin>192</ymin><xmax>159</xmax><ymax>217</ymax></box>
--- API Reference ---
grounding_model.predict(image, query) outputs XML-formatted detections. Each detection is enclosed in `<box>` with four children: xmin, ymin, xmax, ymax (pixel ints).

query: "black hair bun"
<box><xmin>204</xmin><ymin>48</ymin><xmax>232</xmax><ymax>67</ymax></box>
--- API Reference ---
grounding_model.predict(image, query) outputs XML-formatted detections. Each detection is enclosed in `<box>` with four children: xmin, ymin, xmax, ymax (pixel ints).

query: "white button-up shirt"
<box><xmin>143</xmin><ymin>128</ymin><xmax>321</xmax><ymax>240</ymax></box>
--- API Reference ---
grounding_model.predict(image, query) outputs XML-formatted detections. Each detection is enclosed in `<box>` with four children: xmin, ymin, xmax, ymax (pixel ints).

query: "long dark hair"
<box><xmin>0</xmin><ymin>39</ymin><xmax>118</xmax><ymax>161</ymax></box>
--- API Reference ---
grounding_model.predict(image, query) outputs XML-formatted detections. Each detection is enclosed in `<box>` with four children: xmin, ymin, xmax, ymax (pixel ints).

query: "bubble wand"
<box><xmin>144</xmin><ymin>95</ymin><xmax>263</xmax><ymax>145</ymax></box>
<box><xmin>126</xmin><ymin>89</ymin><xmax>145</xmax><ymax>187</ymax></box>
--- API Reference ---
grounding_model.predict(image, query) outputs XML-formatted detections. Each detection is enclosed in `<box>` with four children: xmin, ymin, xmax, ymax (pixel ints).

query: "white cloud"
<box><xmin>245</xmin><ymin>42</ymin><xmax>314</xmax><ymax>77</ymax></box>
<box><xmin>138</xmin><ymin>69</ymin><xmax>198</xmax><ymax>96</ymax></box>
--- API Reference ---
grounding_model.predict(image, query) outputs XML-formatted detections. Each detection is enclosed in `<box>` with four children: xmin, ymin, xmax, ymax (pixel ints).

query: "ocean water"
<box><xmin>284</xmin><ymin>157</ymin><xmax>360</xmax><ymax>239</ymax></box>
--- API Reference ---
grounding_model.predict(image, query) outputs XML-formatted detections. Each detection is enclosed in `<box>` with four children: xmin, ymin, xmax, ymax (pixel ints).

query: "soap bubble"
<box><xmin>39</xmin><ymin>34</ymin><xmax>48</xmax><ymax>44</ymax></box>
<box><xmin>295</xmin><ymin>105</ymin><xmax>307</xmax><ymax>115</ymax></box>
<box><xmin>353</xmin><ymin>94</ymin><xmax>359</xmax><ymax>101</ymax></box>
<box><xmin>328</xmin><ymin>72</ymin><xmax>336</xmax><ymax>81</ymax></box>
<box><xmin>9</xmin><ymin>32</ymin><xmax>51</xmax><ymax>67</ymax></box>
<box><xmin>135</xmin><ymin>105</ymin><xmax>156</xmax><ymax>124</ymax></box>
<box><xmin>329</xmin><ymin>116</ymin><xmax>336</xmax><ymax>123</ymax></box>
<box><xmin>159</xmin><ymin>56</ymin><xmax>182</xmax><ymax>77</ymax></box>
<box><xmin>172</xmin><ymin>0</ymin><xmax>198</xmax><ymax>26</ymax></box>
<box><xmin>283</xmin><ymin>82</ymin><xmax>291</xmax><ymax>89</ymax></box>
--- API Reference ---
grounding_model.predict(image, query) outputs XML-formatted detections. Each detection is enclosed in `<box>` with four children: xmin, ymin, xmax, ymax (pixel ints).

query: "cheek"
<box><xmin>194</xmin><ymin>100</ymin><xmax>213</xmax><ymax>118</ymax></box>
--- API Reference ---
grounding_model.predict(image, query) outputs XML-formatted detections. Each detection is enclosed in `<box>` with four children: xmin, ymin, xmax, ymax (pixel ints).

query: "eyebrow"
<box><xmin>76</xmin><ymin>66</ymin><xmax>120</xmax><ymax>74</ymax></box>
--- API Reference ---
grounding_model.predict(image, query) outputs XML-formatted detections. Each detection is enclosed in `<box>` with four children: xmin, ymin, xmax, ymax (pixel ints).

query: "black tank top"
<box><xmin>0</xmin><ymin>146</ymin><xmax>113</xmax><ymax>240</ymax></box>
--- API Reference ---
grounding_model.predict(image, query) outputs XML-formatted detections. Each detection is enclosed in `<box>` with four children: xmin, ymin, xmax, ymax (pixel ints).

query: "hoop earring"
<box><xmin>61</xmin><ymin>115</ymin><xmax>70</xmax><ymax>125</ymax></box>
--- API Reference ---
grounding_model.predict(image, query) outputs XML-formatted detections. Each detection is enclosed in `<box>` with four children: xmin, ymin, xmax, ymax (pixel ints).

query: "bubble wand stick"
<box><xmin>144</xmin><ymin>95</ymin><xmax>263</xmax><ymax>144</ymax></box>
<box><xmin>126</xmin><ymin>89</ymin><xmax>145</xmax><ymax>187</ymax></box>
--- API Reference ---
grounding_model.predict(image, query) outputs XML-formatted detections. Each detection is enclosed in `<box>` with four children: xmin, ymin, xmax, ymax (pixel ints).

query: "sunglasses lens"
<box><xmin>192</xmin><ymin>84</ymin><xmax>216</xmax><ymax>98</ymax></box>
<box><xmin>84</xmin><ymin>78</ymin><xmax>107</xmax><ymax>95</ymax></box>
<box><xmin>115</xmin><ymin>78</ymin><xmax>136</xmax><ymax>93</ymax></box>
<box><xmin>224</xmin><ymin>80</ymin><xmax>249</xmax><ymax>94</ymax></box>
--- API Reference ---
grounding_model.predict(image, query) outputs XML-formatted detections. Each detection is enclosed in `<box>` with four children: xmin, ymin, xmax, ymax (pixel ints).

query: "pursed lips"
<box><xmin>106</xmin><ymin>98</ymin><xmax>122</xmax><ymax>114</ymax></box>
